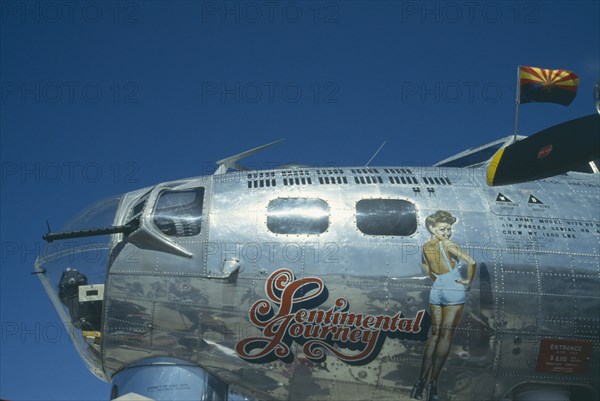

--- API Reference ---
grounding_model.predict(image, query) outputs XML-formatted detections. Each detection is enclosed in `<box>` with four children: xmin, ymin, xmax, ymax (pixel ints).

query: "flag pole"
<box><xmin>513</xmin><ymin>65</ymin><xmax>521</xmax><ymax>143</ymax></box>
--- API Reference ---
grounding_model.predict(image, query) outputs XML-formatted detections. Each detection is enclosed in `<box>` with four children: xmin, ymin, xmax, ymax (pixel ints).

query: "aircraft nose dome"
<box><xmin>34</xmin><ymin>196</ymin><xmax>122</xmax><ymax>381</ymax></box>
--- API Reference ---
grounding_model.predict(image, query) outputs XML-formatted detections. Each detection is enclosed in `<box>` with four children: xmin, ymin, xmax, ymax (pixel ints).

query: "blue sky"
<box><xmin>1</xmin><ymin>1</ymin><xmax>598</xmax><ymax>400</ymax></box>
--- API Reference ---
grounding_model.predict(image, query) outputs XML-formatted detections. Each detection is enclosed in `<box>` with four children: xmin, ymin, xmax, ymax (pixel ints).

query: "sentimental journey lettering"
<box><xmin>236</xmin><ymin>269</ymin><xmax>430</xmax><ymax>365</ymax></box>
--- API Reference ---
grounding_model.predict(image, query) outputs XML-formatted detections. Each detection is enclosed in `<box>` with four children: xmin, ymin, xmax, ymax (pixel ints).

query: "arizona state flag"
<box><xmin>519</xmin><ymin>66</ymin><xmax>579</xmax><ymax>106</ymax></box>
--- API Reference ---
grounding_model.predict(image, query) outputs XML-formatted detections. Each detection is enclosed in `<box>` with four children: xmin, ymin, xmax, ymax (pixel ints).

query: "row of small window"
<box><xmin>149</xmin><ymin>188</ymin><xmax>417</xmax><ymax>238</ymax></box>
<box><xmin>267</xmin><ymin>198</ymin><xmax>417</xmax><ymax>236</ymax></box>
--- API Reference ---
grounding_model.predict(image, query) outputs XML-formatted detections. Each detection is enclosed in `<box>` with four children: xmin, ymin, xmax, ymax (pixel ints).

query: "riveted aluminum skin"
<box><xmin>42</xmin><ymin>165</ymin><xmax>600</xmax><ymax>401</ymax></box>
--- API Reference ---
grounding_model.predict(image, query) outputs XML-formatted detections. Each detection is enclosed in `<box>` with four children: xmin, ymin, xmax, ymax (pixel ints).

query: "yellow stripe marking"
<box><xmin>486</xmin><ymin>147</ymin><xmax>506</xmax><ymax>186</ymax></box>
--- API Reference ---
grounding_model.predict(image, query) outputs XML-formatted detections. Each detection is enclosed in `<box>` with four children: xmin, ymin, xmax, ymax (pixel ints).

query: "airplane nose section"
<box><xmin>35</xmin><ymin>196</ymin><xmax>122</xmax><ymax>381</ymax></box>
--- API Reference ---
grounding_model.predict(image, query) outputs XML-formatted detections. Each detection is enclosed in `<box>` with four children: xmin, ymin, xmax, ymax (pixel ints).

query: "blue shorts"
<box><xmin>429</xmin><ymin>268</ymin><xmax>466</xmax><ymax>306</ymax></box>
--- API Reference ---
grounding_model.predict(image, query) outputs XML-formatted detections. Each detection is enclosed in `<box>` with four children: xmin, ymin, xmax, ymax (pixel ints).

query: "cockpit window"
<box><xmin>356</xmin><ymin>199</ymin><xmax>417</xmax><ymax>236</ymax></box>
<box><xmin>267</xmin><ymin>198</ymin><xmax>329</xmax><ymax>234</ymax></box>
<box><xmin>153</xmin><ymin>188</ymin><xmax>205</xmax><ymax>237</ymax></box>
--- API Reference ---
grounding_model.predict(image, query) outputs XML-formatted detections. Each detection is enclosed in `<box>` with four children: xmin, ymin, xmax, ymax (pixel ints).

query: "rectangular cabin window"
<box><xmin>153</xmin><ymin>187</ymin><xmax>205</xmax><ymax>237</ymax></box>
<box><xmin>356</xmin><ymin>199</ymin><xmax>417</xmax><ymax>236</ymax></box>
<box><xmin>267</xmin><ymin>198</ymin><xmax>329</xmax><ymax>235</ymax></box>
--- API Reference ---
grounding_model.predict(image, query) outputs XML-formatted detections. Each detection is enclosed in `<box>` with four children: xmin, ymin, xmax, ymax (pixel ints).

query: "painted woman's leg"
<box><xmin>411</xmin><ymin>304</ymin><xmax>442</xmax><ymax>399</ymax></box>
<box><xmin>430</xmin><ymin>304</ymin><xmax>465</xmax><ymax>383</ymax></box>
<box><xmin>419</xmin><ymin>304</ymin><xmax>442</xmax><ymax>380</ymax></box>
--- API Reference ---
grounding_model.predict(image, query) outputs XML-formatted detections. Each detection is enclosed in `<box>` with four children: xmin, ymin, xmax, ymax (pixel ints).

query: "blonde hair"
<box><xmin>426</xmin><ymin>210</ymin><xmax>457</xmax><ymax>233</ymax></box>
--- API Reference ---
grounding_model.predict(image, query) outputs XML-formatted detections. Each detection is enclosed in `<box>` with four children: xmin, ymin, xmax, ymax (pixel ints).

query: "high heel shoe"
<box><xmin>410</xmin><ymin>379</ymin><xmax>425</xmax><ymax>400</ymax></box>
<box><xmin>426</xmin><ymin>383</ymin><xmax>439</xmax><ymax>401</ymax></box>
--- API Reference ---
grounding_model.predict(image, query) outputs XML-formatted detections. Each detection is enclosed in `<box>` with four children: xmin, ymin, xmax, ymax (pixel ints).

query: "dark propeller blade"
<box><xmin>486</xmin><ymin>114</ymin><xmax>600</xmax><ymax>186</ymax></box>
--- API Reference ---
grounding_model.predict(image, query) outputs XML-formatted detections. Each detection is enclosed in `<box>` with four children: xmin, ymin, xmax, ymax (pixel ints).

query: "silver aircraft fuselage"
<box><xmin>36</xmin><ymin>164</ymin><xmax>600</xmax><ymax>401</ymax></box>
